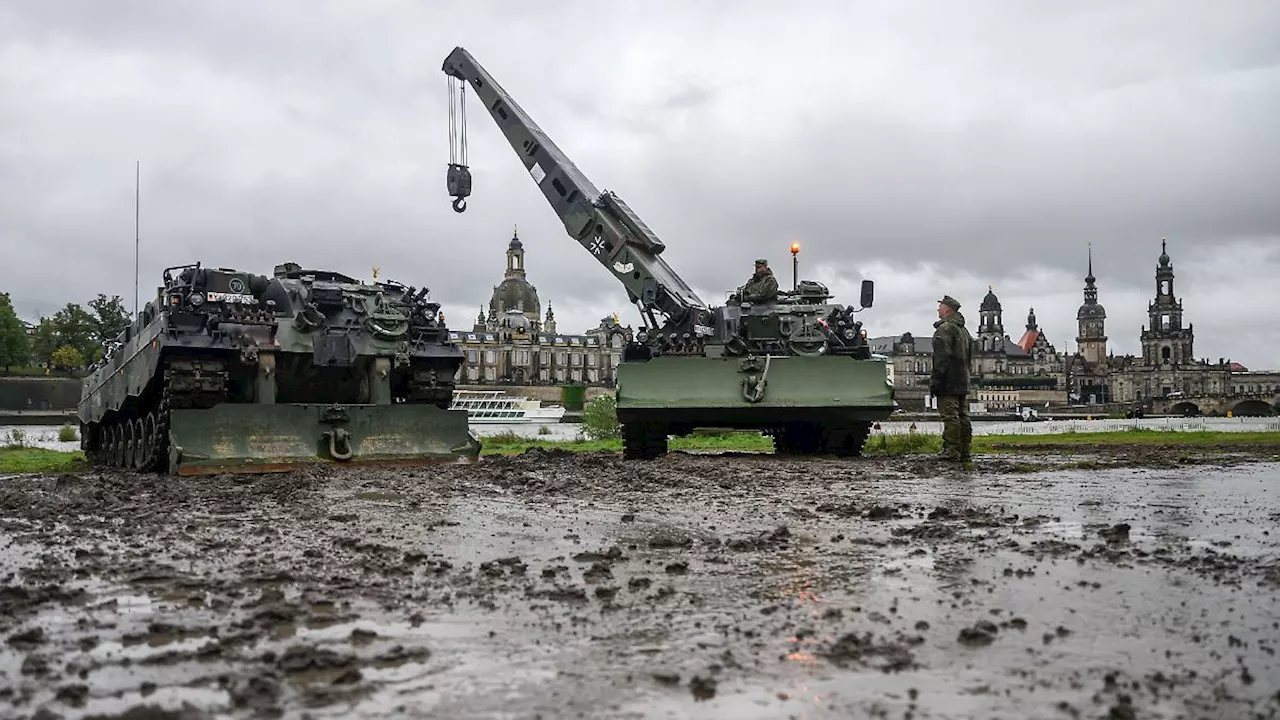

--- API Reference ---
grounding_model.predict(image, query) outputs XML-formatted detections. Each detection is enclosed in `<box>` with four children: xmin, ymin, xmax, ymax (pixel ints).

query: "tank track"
<box><xmin>621</xmin><ymin>423</ymin><xmax>669</xmax><ymax>460</ymax></box>
<box><xmin>771</xmin><ymin>421</ymin><xmax>872</xmax><ymax>457</ymax></box>
<box><xmin>83</xmin><ymin>355</ymin><xmax>228</xmax><ymax>473</ymax></box>
<box><xmin>619</xmin><ymin>420</ymin><xmax>873</xmax><ymax>460</ymax></box>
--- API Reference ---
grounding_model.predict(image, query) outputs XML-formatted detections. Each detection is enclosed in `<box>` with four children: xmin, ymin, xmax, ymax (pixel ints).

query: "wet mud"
<box><xmin>2</xmin><ymin>447</ymin><xmax>1280</xmax><ymax>719</ymax></box>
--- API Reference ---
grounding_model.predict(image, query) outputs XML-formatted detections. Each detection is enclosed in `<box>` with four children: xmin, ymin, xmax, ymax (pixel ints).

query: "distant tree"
<box><xmin>50</xmin><ymin>344</ymin><xmax>84</xmax><ymax>374</ymax></box>
<box><xmin>29</xmin><ymin>303</ymin><xmax>101</xmax><ymax>367</ymax></box>
<box><xmin>50</xmin><ymin>303</ymin><xmax>99</xmax><ymax>364</ymax></box>
<box><xmin>88</xmin><ymin>294</ymin><xmax>132</xmax><ymax>345</ymax></box>
<box><xmin>0</xmin><ymin>292</ymin><xmax>31</xmax><ymax>373</ymax></box>
<box><xmin>30</xmin><ymin>318</ymin><xmax>59</xmax><ymax>367</ymax></box>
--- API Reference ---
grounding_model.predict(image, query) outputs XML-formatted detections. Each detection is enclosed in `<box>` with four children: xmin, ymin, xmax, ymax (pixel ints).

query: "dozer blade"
<box><xmin>167</xmin><ymin>403</ymin><xmax>481</xmax><ymax>475</ymax></box>
<box><xmin>616</xmin><ymin>355</ymin><xmax>895</xmax><ymax>426</ymax></box>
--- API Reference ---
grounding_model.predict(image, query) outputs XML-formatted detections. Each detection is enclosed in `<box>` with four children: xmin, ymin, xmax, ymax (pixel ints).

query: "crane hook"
<box><xmin>446</xmin><ymin>163</ymin><xmax>472</xmax><ymax>214</ymax></box>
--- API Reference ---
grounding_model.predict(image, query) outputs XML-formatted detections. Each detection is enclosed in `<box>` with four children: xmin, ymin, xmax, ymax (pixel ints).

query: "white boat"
<box><xmin>449</xmin><ymin>390</ymin><xmax>567</xmax><ymax>424</ymax></box>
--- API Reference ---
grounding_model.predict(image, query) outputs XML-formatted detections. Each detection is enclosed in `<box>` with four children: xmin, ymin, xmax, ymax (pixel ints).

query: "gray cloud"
<box><xmin>2</xmin><ymin>1</ymin><xmax>1277</xmax><ymax>368</ymax></box>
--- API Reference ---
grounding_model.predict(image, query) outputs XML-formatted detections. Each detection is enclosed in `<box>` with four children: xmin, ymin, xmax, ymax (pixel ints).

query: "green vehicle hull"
<box><xmin>615</xmin><ymin>353</ymin><xmax>895</xmax><ymax>458</ymax></box>
<box><xmin>79</xmin><ymin>262</ymin><xmax>481</xmax><ymax>475</ymax></box>
<box><xmin>165</xmin><ymin>403</ymin><xmax>479</xmax><ymax>475</ymax></box>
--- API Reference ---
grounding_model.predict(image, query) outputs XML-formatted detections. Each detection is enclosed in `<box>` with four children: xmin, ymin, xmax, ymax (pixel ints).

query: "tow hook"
<box><xmin>323</xmin><ymin>427</ymin><xmax>353</xmax><ymax>461</ymax></box>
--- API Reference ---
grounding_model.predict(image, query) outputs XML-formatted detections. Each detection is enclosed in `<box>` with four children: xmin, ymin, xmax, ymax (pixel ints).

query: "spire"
<box><xmin>1158</xmin><ymin>237</ymin><xmax>1171</xmax><ymax>268</ymax></box>
<box><xmin>1085</xmin><ymin>242</ymin><xmax>1095</xmax><ymax>284</ymax></box>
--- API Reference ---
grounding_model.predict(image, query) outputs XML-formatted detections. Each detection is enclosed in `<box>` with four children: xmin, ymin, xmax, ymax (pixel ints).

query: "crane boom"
<box><xmin>442</xmin><ymin>46</ymin><xmax>712</xmax><ymax>339</ymax></box>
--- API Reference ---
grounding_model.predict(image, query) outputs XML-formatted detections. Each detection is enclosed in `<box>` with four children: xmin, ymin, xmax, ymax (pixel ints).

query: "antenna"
<box><xmin>134</xmin><ymin>160</ymin><xmax>140</xmax><ymax>318</ymax></box>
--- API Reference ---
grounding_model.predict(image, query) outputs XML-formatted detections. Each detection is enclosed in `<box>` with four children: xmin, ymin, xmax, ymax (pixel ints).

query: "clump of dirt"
<box><xmin>1099</xmin><ymin>523</ymin><xmax>1131</xmax><ymax>543</ymax></box>
<box><xmin>727</xmin><ymin>525</ymin><xmax>791</xmax><ymax>551</ymax></box>
<box><xmin>957</xmin><ymin>621</ymin><xmax>999</xmax><ymax>647</ymax></box>
<box><xmin>815</xmin><ymin>632</ymin><xmax>919</xmax><ymax>672</ymax></box>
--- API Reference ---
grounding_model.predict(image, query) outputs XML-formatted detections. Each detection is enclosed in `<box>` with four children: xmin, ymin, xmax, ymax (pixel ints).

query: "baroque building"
<box><xmin>1069</xmin><ymin>245</ymin><xmax>1111</xmax><ymax>404</ymax></box>
<box><xmin>875</xmin><ymin>238</ymin><xmax>1277</xmax><ymax>415</ymax></box>
<box><xmin>449</xmin><ymin>229</ymin><xmax>631</xmax><ymax>386</ymax></box>
<box><xmin>872</xmin><ymin>286</ymin><xmax>1066</xmax><ymax>411</ymax></box>
<box><xmin>1068</xmin><ymin>240</ymin><xmax>1233</xmax><ymax>406</ymax></box>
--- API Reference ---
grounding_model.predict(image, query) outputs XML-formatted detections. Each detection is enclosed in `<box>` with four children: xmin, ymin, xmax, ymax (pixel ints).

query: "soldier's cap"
<box><xmin>754</xmin><ymin>258</ymin><xmax>768</xmax><ymax>266</ymax></box>
<box><xmin>938</xmin><ymin>295</ymin><xmax>961</xmax><ymax>310</ymax></box>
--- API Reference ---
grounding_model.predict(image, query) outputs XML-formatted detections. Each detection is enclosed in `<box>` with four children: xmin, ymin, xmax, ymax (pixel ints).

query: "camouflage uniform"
<box><xmin>740</xmin><ymin>261</ymin><xmax>779</xmax><ymax>303</ymax></box>
<box><xmin>931</xmin><ymin>297</ymin><xmax>973</xmax><ymax>460</ymax></box>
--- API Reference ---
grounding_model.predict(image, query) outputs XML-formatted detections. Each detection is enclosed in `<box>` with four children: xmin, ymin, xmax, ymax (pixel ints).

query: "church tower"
<box><xmin>505</xmin><ymin>226</ymin><xmax>526</xmax><ymax>278</ymax></box>
<box><xmin>977</xmin><ymin>286</ymin><xmax>1004</xmax><ymax>353</ymax></box>
<box><xmin>1075</xmin><ymin>244</ymin><xmax>1108</xmax><ymax>366</ymax></box>
<box><xmin>1140</xmin><ymin>238</ymin><xmax>1193</xmax><ymax>365</ymax></box>
<box><xmin>488</xmin><ymin>226</ymin><xmax>542</xmax><ymax>325</ymax></box>
<box><xmin>544</xmin><ymin>304</ymin><xmax>557</xmax><ymax>334</ymax></box>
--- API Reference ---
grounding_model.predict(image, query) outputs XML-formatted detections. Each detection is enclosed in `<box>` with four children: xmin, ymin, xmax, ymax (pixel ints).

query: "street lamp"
<box><xmin>790</xmin><ymin>241</ymin><xmax>800</xmax><ymax>291</ymax></box>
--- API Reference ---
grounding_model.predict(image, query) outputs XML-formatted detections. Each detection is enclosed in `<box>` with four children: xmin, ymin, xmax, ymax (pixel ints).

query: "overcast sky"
<box><xmin>3</xmin><ymin>1</ymin><xmax>1277</xmax><ymax>368</ymax></box>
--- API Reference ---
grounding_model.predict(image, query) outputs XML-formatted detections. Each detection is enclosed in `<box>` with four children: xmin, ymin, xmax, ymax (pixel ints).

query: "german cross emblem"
<box><xmin>589</xmin><ymin>238</ymin><xmax>606</xmax><ymax>255</ymax></box>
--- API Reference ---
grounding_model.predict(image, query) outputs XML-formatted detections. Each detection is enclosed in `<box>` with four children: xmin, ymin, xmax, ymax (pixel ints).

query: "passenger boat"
<box><xmin>449</xmin><ymin>390</ymin><xmax>567</xmax><ymax>424</ymax></box>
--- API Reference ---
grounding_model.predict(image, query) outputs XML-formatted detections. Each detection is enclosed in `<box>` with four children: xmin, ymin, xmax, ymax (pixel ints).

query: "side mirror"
<box><xmin>860</xmin><ymin>279</ymin><xmax>875</xmax><ymax>308</ymax></box>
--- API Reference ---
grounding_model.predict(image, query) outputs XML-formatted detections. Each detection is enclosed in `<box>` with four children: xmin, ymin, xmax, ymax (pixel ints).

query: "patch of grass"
<box><xmin>863</xmin><ymin>432</ymin><xmax>942</xmax><ymax>456</ymax></box>
<box><xmin>58</xmin><ymin>424</ymin><xmax>79</xmax><ymax>442</ymax></box>
<box><xmin>479</xmin><ymin>429</ymin><xmax>774</xmax><ymax>456</ymax></box>
<box><xmin>1007</xmin><ymin>462</ymin><xmax>1047</xmax><ymax>473</ymax></box>
<box><xmin>0</xmin><ymin>448</ymin><xmax>88</xmax><ymax>474</ymax></box>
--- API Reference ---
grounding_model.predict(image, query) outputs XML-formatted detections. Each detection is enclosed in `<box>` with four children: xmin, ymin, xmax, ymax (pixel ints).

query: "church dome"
<box><xmin>489</xmin><ymin>277</ymin><xmax>541</xmax><ymax>318</ymax></box>
<box><xmin>1158</xmin><ymin>238</ymin><xmax>1170</xmax><ymax>268</ymax></box>
<box><xmin>980</xmin><ymin>287</ymin><xmax>1001</xmax><ymax>311</ymax></box>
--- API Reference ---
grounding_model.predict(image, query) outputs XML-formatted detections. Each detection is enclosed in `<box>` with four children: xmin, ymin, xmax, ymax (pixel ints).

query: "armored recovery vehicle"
<box><xmin>77</xmin><ymin>262</ymin><xmax>480</xmax><ymax>474</ymax></box>
<box><xmin>441</xmin><ymin>47</ymin><xmax>895</xmax><ymax>459</ymax></box>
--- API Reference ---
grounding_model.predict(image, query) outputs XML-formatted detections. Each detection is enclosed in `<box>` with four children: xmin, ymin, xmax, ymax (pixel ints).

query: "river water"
<box><xmin>3</xmin><ymin>415</ymin><xmax>1276</xmax><ymax>454</ymax></box>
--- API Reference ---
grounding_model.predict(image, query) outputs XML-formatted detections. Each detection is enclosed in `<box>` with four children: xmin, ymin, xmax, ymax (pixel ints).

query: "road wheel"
<box><xmin>110</xmin><ymin>424</ymin><xmax>124</xmax><ymax>468</ymax></box>
<box><xmin>131</xmin><ymin>417</ymin><xmax>147</xmax><ymax>470</ymax></box>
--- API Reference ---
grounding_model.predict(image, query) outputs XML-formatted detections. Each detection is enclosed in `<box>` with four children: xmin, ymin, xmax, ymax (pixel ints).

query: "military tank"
<box><xmin>442</xmin><ymin>47</ymin><xmax>895</xmax><ymax>459</ymax></box>
<box><xmin>77</xmin><ymin>261</ymin><xmax>480</xmax><ymax>475</ymax></box>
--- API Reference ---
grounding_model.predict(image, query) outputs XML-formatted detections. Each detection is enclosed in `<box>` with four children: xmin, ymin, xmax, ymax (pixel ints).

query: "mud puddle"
<box><xmin>1</xmin><ymin>451</ymin><xmax>1279</xmax><ymax>718</ymax></box>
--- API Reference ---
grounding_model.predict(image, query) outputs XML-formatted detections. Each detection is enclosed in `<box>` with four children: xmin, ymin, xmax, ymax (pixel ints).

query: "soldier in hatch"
<box><xmin>931</xmin><ymin>295</ymin><xmax>973</xmax><ymax>463</ymax></box>
<box><xmin>735</xmin><ymin>259</ymin><xmax>779</xmax><ymax>304</ymax></box>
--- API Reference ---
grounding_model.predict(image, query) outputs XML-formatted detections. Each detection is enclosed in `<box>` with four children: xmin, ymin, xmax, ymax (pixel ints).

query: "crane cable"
<box><xmin>447</xmin><ymin>77</ymin><xmax>468</xmax><ymax>167</ymax></box>
<box><xmin>447</xmin><ymin>77</ymin><xmax>470</xmax><ymax>212</ymax></box>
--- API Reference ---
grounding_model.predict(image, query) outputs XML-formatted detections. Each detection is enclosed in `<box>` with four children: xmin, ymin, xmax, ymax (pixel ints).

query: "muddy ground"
<box><xmin>2</xmin><ymin>446</ymin><xmax>1280</xmax><ymax>719</ymax></box>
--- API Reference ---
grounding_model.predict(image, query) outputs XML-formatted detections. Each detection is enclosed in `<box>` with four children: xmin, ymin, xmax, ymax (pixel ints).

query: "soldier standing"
<box><xmin>931</xmin><ymin>295</ymin><xmax>973</xmax><ymax>462</ymax></box>
<box><xmin>736</xmin><ymin>259</ymin><xmax>779</xmax><ymax>303</ymax></box>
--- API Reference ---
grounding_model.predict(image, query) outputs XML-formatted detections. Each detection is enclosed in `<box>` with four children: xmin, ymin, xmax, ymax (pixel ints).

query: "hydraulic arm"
<box><xmin>442</xmin><ymin>47</ymin><xmax>713</xmax><ymax>345</ymax></box>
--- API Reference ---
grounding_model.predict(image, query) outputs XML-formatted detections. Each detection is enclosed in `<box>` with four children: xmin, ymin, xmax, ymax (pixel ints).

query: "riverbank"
<box><xmin>5</xmin><ymin>429</ymin><xmax>1278</xmax><ymax>475</ymax></box>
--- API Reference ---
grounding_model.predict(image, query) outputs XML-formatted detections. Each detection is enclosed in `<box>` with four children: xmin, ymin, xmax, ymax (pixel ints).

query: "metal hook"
<box><xmin>325</xmin><ymin>428</ymin><xmax>353</xmax><ymax>461</ymax></box>
<box><xmin>452</xmin><ymin>197</ymin><xmax>467</xmax><ymax>213</ymax></box>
